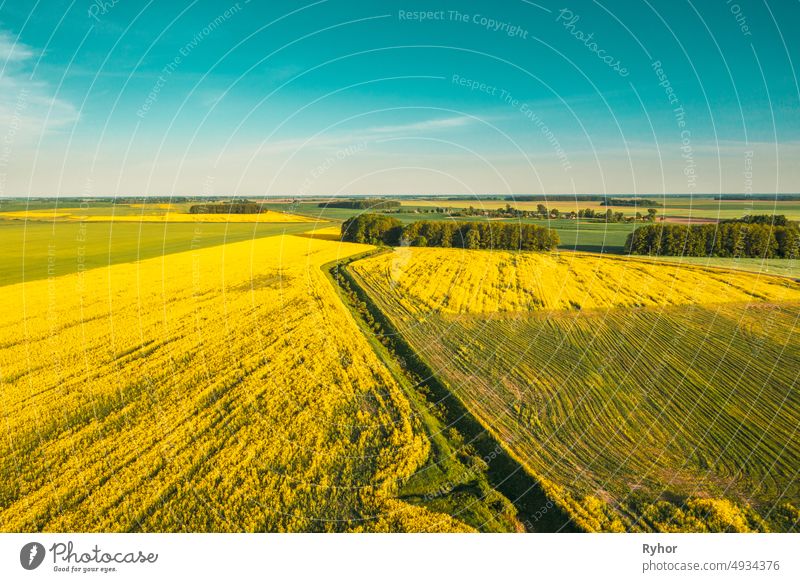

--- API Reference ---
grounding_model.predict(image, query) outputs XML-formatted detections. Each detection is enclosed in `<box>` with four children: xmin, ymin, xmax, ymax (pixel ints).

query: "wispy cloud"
<box><xmin>253</xmin><ymin>115</ymin><xmax>477</xmax><ymax>155</ymax></box>
<box><xmin>0</xmin><ymin>30</ymin><xmax>78</xmax><ymax>140</ymax></box>
<box><xmin>0</xmin><ymin>31</ymin><xmax>34</xmax><ymax>63</ymax></box>
<box><xmin>369</xmin><ymin>115</ymin><xmax>474</xmax><ymax>134</ymax></box>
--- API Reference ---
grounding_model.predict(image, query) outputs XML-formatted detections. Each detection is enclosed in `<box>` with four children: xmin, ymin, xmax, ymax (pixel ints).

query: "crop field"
<box><xmin>0</xmin><ymin>208</ymin><xmax>311</xmax><ymax>223</ymax></box>
<box><xmin>3</xmin><ymin>198</ymin><xmax>798</xmax><ymax>534</ymax></box>
<box><xmin>644</xmin><ymin>255</ymin><xmax>800</xmax><ymax>279</ymax></box>
<box><xmin>0</xmin><ymin>228</ymin><xmax>473</xmax><ymax>532</ymax></box>
<box><xmin>399</xmin><ymin>197</ymin><xmax>800</xmax><ymax>221</ymax></box>
<box><xmin>349</xmin><ymin>248</ymin><xmax>800</xmax><ymax>532</ymax></box>
<box><xmin>351</xmin><ymin>248</ymin><xmax>800</xmax><ymax>315</ymax></box>
<box><xmin>0</xmin><ymin>220</ymin><xmax>317</xmax><ymax>287</ymax></box>
<box><xmin>264</xmin><ymin>199</ymin><xmax>798</xmax><ymax>256</ymax></box>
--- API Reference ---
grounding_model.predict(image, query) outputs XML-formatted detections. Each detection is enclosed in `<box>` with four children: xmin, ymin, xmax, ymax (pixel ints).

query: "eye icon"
<box><xmin>20</xmin><ymin>542</ymin><xmax>46</xmax><ymax>570</ymax></box>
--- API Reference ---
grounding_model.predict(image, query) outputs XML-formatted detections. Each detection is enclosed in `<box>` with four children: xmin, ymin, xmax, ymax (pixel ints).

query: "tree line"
<box><xmin>189</xmin><ymin>203</ymin><xmax>263</xmax><ymax>214</ymax></box>
<box><xmin>625</xmin><ymin>218</ymin><xmax>800</xmax><ymax>259</ymax></box>
<box><xmin>506</xmin><ymin>195</ymin><xmax>629</xmax><ymax>202</ymax></box>
<box><xmin>430</xmin><ymin>204</ymin><xmax>658</xmax><ymax>223</ymax></box>
<box><xmin>720</xmin><ymin>214</ymin><xmax>791</xmax><ymax>226</ymax></box>
<box><xmin>319</xmin><ymin>199</ymin><xmax>401</xmax><ymax>210</ymax></box>
<box><xmin>341</xmin><ymin>214</ymin><xmax>559</xmax><ymax>251</ymax></box>
<box><xmin>600</xmin><ymin>198</ymin><xmax>661</xmax><ymax>207</ymax></box>
<box><xmin>714</xmin><ymin>195</ymin><xmax>800</xmax><ymax>201</ymax></box>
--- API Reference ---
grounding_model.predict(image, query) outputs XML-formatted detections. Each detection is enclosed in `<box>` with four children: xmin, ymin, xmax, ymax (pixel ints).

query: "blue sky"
<box><xmin>1</xmin><ymin>0</ymin><xmax>798</xmax><ymax>196</ymax></box>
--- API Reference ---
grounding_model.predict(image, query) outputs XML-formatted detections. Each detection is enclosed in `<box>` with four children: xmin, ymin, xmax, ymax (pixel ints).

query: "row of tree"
<box><xmin>445</xmin><ymin>204</ymin><xmax>658</xmax><ymax>223</ymax></box>
<box><xmin>115</xmin><ymin>197</ymin><xmax>196</xmax><ymax>204</ymax></box>
<box><xmin>600</xmin><ymin>198</ymin><xmax>661</xmax><ymax>207</ymax></box>
<box><xmin>341</xmin><ymin>214</ymin><xmax>560</xmax><ymax>251</ymax></box>
<box><xmin>578</xmin><ymin>207</ymin><xmax>658</xmax><ymax>222</ymax></box>
<box><xmin>320</xmin><ymin>199</ymin><xmax>401</xmax><ymax>210</ymax></box>
<box><xmin>508</xmin><ymin>195</ymin><xmax>619</xmax><ymax>202</ymax></box>
<box><xmin>625</xmin><ymin>221</ymin><xmax>800</xmax><ymax>259</ymax></box>
<box><xmin>720</xmin><ymin>214</ymin><xmax>791</xmax><ymax>226</ymax></box>
<box><xmin>189</xmin><ymin>203</ymin><xmax>262</xmax><ymax>214</ymax></box>
<box><xmin>714</xmin><ymin>195</ymin><xmax>800</xmax><ymax>201</ymax></box>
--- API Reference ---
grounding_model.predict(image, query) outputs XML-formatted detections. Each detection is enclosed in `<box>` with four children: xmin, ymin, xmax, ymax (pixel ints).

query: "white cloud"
<box><xmin>369</xmin><ymin>115</ymin><xmax>474</xmax><ymax>134</ymax></box>
<box><xmin>248</xmin><ymin>115</ymin><xmax>477</xmax><ymax>156</ymax></box>
<box><xmin>0</xmin><ymin>30</ymin><xmax>78</xmax><ymax>142</ymax></box>
<box><xmin>0</xmin><ymin>30</ymin><xmax>34</xmax><ymax>63</ymax></box>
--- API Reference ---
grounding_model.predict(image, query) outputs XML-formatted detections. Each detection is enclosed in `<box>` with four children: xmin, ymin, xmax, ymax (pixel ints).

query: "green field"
<box><xmin>266</xmin><ymin>197</ymin><xmax>800</xmax><ymax>257</ymax></box>
<box><xmin>0</xmin><ymin>220</ymin><xmax>315</xmax><ymax>287</ymax></box>
<box><xmin>4</xmin><ymin>198</ymin><xmax>797</xmax><ymax>284</ymax></box>
<box><xmin>546</xmin><ymin>220</ymin><xmax>635</xmax><ymax>253</ymax></box>
<box><xmin>261</xmin><ymin>201</ymin><xmax>637</xmax><ymax>253</ymax></box>
<box><xmin>396</xmin><ymin>196</ymin><xmax>800</xmax><ymax>221</ymax></box>
<box><xmin>348</xmin><ymin>248</ymin><xmax>800</xmax><ymax>532</ymax></box>
<box><xmin>260</xmin><ymin>201</ymin><xmax>463</xmax><ymax>225</ymax></box>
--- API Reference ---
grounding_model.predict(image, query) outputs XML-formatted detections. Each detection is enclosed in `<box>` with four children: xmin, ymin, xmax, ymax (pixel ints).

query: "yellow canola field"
<box><xmin>351</xmin><ymin>247</ymin><xmax>800</xmax><ymax>314</ymax></box>
<box><xmin>0</xmin><ymin>229</ymin><xmax>466</xmax><ymax>532</ymax></box>
<box><xmin>128</xmin><ymin>203</ymin><xmax>174</xmax><ymax>210</ymax></box>
<box><xmin>0</xmin><ymin>209</ymin><xmax>313</xmax><ymax>223</ymax></box>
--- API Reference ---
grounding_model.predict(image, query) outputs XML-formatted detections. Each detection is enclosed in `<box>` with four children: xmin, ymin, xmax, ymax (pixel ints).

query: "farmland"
<box><xmin>0</xmin><ymin>220</ymin><xmax>316</xmax><ymax>286</ymax></box>
<box><xmin>262</xmin><ymin>197</ymin><xmax>800</xmax><ymax>257</ymax></box>
<box><xmin>2</xmin><ymin>197</ymin><xmax>798</xmax><ymax>533</ymax></box>
<box><xmin>396</xmin><ymin>197</ymin><xmax>800</xmax><ymax>222</ymax></box>
<box><xmin>0</xmin><ymin>207</ymin><xmax>311</xmax><ymax>223</ymax></box>
<box><xmin>348</xmin><ymin>247</ymin><xmax>800</xmax><ymax>531</ymax></box>
<box><xmin>0</xmin><ymin>228</ymin><xmax>480</xmax><ymax>532</ymax></box>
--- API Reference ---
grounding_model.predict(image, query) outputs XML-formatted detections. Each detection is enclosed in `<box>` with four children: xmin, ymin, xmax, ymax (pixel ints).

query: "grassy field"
<box><xmin>0</xmin><ymin>220</ymin><xmax>319</xmax><ymax>287</ymax></box>
<box><xmin>17</xmin><ymin>197</ymin><xmax>796</xmax><ymax>259</ymax></box>
<box><xmin>0</xmin><ymin>228</ymin><xmax>479</xmax><ymax>532</ymax></box>
<box><xmin>260</xmin><ymin>201</ymin><xmax>637</xmax><ymax>253</ymax></box>
<box><xmin>276</xmin><ymin>198</ymin><xmax>800</xmax><ymax>265</ymax></box>
<box><xmin>349</xmin><ymin>248</ymin><xmax>800</xmax><ymax>532</ymax></box>
<box><xmin>0</xmin><ymin>206</ymin><xmax>311</xmax><ymax>223</ymax></box>
<box><xmin>399</xmin><ymin>197</ymin><xmax>800</xmax><ymax>221</ymax></box>
<box><xmin>545</xmin><ymin>220</ymin><xmax>634</xmax><ymax>253</ymax></box>
<box><xmin>259</xmin><ymin>201</ymin><xmax>463</xmax><ymax>225</ymax></box>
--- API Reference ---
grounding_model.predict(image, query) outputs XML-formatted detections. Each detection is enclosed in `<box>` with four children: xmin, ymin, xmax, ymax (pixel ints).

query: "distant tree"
<box><xmin>190</xmin><ymin>203</ymin><xmax>262</xmax><ymax>214</ymax></box>
<box><xmin>464</xmin><ymin>228</ymin><xmax>481</xmax><ymax>249</ymax></box>
<box><xmin>625</xmin><ymin>221</ymin><xmax>799</xmax><ymax>258</ymax></box>
<box><xmin>600</xmin><ymin>198</ymin><xmax>661</xmax><ymax>207</ymax></box>
<box><xmin>340</xmin><ymin>214</ymin><xmax>402</xmax><ymax>245</ymax></box>
<box><xmin>647</xmin><ymin>208</ymin><xmax>658</xmax><ymax>222</ymax></box>
<box><xmin>776</xmin><ymin>228</ymin><xmax>800</xmax><ymax>259</ymax></box>
<box><xmin>398</xmin><ymin>220</ymin><xmax>558</xmax><ymax>252</ymax></box>
<box><xmin>721</xmin><ymin>214</ymin><xmax>789</xmax><ymax>227</ymax></box>
<box><xmin>321</xmin><ymin>199</ymin><xmax>401</xmax><ymax>210</ymax></box>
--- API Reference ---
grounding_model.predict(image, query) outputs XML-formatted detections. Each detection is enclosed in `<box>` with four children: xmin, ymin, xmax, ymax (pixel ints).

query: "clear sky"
<box><xmin>1</xmin><ymin>0</ymin><xmax>798</xmax><ymax>196</ymax></box>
